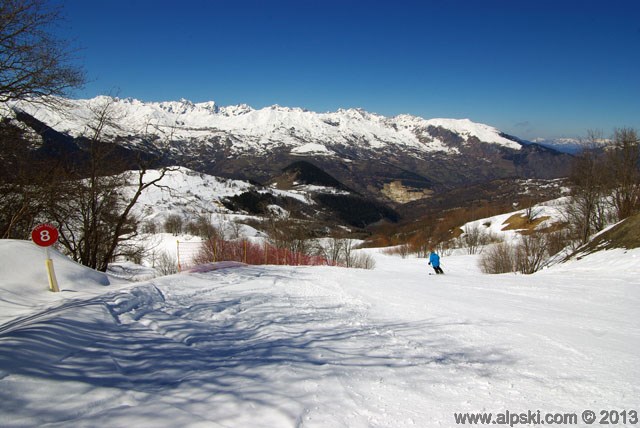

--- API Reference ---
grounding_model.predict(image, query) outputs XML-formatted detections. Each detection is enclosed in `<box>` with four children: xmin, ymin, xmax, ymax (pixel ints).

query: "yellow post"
<box><xmin>243</xmin><ymin>240</ymin><xmax>247</xmax><ymax>263</ymax></box>
<box><xmin>176</xmin><ymin>240</ymin><xmax>181</xmax><ymax>272</ymax></box>
<box><xmin>44</xmin><ymin>248</ymin><xmax>59</xmax><ymax>292</ymax></box>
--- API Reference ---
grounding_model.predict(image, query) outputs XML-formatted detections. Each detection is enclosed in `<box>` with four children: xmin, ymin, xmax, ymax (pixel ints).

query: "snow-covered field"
<box><xmin>0</xmin><ymin>239</ymin><xmax>638</xmax><ymax>427</ymax></box>
<box><xmin>125</xmin><ymin>166</ymin><xmax>314</xmax><ymax>225</ymax></box>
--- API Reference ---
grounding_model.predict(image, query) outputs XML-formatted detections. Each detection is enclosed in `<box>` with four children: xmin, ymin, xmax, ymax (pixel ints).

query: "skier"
<box><xmin>428</xmin><ymin>249</ymin><xmax>444</xmax><ymax>274</ymax></box>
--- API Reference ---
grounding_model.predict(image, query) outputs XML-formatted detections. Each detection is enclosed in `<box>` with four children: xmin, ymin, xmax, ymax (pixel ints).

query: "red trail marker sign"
<box><xmin>31</xmin><ymin>224</ymin><xmax>60</xmax><ymax>292</ymax></box>
<box><xmin>31</xmin><ymin>223</ymin><xmax>59</xmax><ymax>247</ymax></box>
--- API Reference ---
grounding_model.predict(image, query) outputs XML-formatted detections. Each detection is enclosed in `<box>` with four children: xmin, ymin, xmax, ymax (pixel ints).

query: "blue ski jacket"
<box><xmin>429</xmin><ymin>252</ymin><xmax>440</xmax><ymax>267</ymax></box>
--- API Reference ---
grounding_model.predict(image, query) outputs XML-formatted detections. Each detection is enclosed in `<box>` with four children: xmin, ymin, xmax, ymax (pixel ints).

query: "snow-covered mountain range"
<box><xmin>8</xmin><ymin>96</ymin><xmax>522</xmax><ymax>155</ymax></box>
<box><xmin>3</xmin><ymin>96</ymin><xmax>572</xmax><ymax>214</ymax></box>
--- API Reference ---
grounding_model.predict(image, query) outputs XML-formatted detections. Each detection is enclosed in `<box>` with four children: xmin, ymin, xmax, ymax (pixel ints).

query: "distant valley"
<box><xmin>2</xmin><ymin>97</ymin><xmax>573</xmax><ymax>228</ymax></box>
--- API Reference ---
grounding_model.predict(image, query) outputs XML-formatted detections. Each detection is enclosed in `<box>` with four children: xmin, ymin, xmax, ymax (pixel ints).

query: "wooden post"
<box><xmin>44</xmin><ymin>247</ymin><xmax>59</xmax><ymax>292</ymax></box>
<box><xmin>176</xmin><ymin>240</ymin><xmax>182</xmax><ymax>272</ymax></box>
<box><xmin>243</xmin><ymin>240</ymin><xmax>247</xmax><ymax>263</ymax></box>
<box><xmin>31</xmin><ymin>224</ymin><xmax>60</xmax><ymax>291</ymax></box>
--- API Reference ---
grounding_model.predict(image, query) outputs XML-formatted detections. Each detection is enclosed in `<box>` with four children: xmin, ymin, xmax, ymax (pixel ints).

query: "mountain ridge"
<box><xmin>2</xmin><ymin>96</ymin><xmax>572</xmax><ymax>217</ymax></box>
<box><xmin>6</xmin><ymin>96</ymin><xmax>524</xmax><ymax>153</ymax></box>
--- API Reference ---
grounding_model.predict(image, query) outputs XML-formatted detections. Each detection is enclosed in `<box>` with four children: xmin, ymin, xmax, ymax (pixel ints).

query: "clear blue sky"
<box><xmin>55</xmin><ymin>0</ymin><xmax>639</xmax><ymax>140</ymax></box>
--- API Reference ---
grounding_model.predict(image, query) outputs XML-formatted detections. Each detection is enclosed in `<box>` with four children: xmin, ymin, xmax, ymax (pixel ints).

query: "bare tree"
<box><xmin>226</xmin><ymin>219</ymin><xmax>243</xmax><ymax>240</ymax></box>
<box><xmin>264</xmin><ymin>215</ymin><xmax>314</xmax><ymax>265</ymax></box>
<box><xmin>479</xmin><ymin>242</ymin><xmax>515</xmax><ymax>274</ymax></box>
<box><xmin>479</xmin><ymin>233</ymin><xmax>549</xmax><ymax>275</ymax></box>
<box><xmin>515</xmin><ymin>233</ymin><xmax>548</xmax><ymax>274</ymax></box>
<box><xmin>0</xmin><ymin>115</ymin><xmax>74</xmax><ymax>238</ymax></box>
<box><xmin>0</xmin><ymin>0</ymin><xmax>82</xmax><ymax>236</ymax></box>
<box><xmin>155</xmin><ymin>251</ymin><xmax>178</xmax><ymax>276</ymax></box>
<box><xmin>0</xmin><ymin>119</ymin><xmax>43</xmax><ymax>237</ymax></box>
<box><xmin>0</xmin><ymin>0</ymin><xmax>84</xmax><ymax>102</ymax></box>
<box><xmin>566</xmin><ymin>133</ymin><xmax>609</xmax><ymax>244</ymax></box>
<box><xmin>523</xmin><ymin>198</ymin><xmax>541</xmax><ymax>223</ymax></box>
<box><xmin>350</xmin><ymin>251</ymin><xmax>376</xmax><ymax>269</ymax></box>
<box><xmin>339</xmin><ymin>240</ymin><xmax>375</xmax><ymax>269</ymax></box>
<box><xmin>45</xmin><ymin>97</ymin><xmax>175</xmax><ymax>271</ymax></box>
<box><xmin>461</xmin><ymin>224</ymin><xmax>485</xmax><ymax>255</ymax></box>
<box><xmin>315</xmin><ymin>234</ymin><xmax>344</xmax><ymax>266</ymax></box>
<box><xmin>164</xmin><ymin>214</ymin><xmax>183</xmax><ymax>236</ymax></box>
<box><xmin>607</xmin><ymin>128</ymin><xmax>640</xmax><ymax>221</ymax></box>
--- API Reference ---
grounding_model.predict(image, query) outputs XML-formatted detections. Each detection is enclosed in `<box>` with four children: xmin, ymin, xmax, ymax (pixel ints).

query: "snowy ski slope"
<box><xmin>0</xmin><ymin>240</ymin><xmax>638</xmax><ymax>427</ymax></box>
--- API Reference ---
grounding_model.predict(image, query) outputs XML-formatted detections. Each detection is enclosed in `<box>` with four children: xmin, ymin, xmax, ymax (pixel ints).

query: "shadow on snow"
<box><xmin>0</xmin><ymin>266</ymin><xmax>517</xmax><ymax>423</ymax></box>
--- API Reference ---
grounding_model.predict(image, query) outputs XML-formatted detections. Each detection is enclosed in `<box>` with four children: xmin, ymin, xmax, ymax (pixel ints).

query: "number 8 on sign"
<box><xmin>31</xmin><ymin>224</ymin><xmax>59</xmax><ymax>247</ymax></box>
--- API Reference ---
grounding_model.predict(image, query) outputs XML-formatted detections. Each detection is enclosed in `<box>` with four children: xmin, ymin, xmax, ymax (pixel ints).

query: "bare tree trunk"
<box><xmin>42</xmin><ymin>96</ymin><xmax>176</xmax><ymax>271</ymax></box>
<box><xmin>607</xmin><ymin>128</ymin><xmax>640</xmax><ymax>221</ymax></box>
<box><xmin>566</xmin><ymin>135</ymin><xmax>608</xmax><ymax>244</ymax></box>
<box><xmin>0</xmin><ymin>0</ymin><xmax>84</xmax><ymax>102</ymax></box>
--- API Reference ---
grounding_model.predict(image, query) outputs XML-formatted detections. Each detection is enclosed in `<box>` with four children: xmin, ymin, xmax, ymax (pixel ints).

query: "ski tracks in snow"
<box><xmin>3</xmin><ymin>260</ymin><xmax>636</xmax><ymax>427</ymax></box>
<box><xmin>92</xmin><ymin>265</ymin><xmax>466</xmax><ymax>427</ymax></box>
<box><xmin>109</xmin><ymin>266</ymin><xmax>521</xmax><ymax>427</ymax></box>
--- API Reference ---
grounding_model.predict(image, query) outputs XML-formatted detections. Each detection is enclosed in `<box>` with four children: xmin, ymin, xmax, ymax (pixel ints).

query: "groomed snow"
<box><xmin>0</xmin><ymin>239</ymin><xmax>638</xmax><ymax>427</ymax></box>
